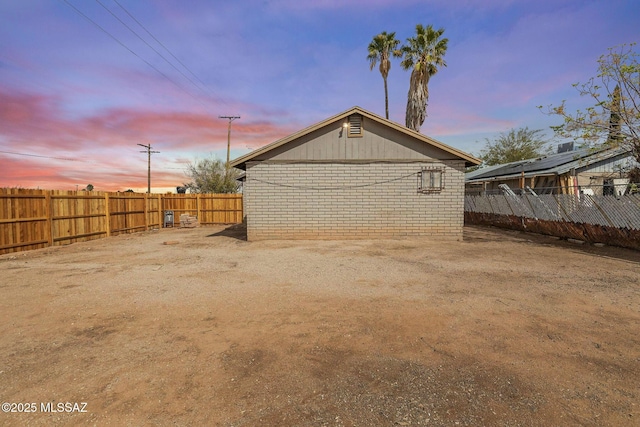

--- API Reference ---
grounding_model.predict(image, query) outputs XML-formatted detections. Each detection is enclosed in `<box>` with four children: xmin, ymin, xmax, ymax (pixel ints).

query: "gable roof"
<box><xmin>466</xmin><ymin>146</ymin><xmax>633</xmax><ymax>183</ymax></box>
<box><xmin>230</xmin><ymin>106</ymin><xmax>481</xmax><ymax>169</ymax></box>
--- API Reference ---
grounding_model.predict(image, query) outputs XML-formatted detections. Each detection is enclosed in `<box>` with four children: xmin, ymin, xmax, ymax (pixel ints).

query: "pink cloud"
<box><xmin>426</xmin><ymin>105</ymin><xmax>516</xmax><ymax>137</ymax></box>
<box><xmin>0</xmin><ymin>89</ymin><xmax>294</xmax><ymax>150</ymax></box>
<box><xmin>0</xmin><ymin>89</ymin><xmax>298</xmax><ymax>190</ymax></box>
<box><xmin>0</xmin><ymin>152</ymin><xmax>188</xmax><ymax>191</ymax></box>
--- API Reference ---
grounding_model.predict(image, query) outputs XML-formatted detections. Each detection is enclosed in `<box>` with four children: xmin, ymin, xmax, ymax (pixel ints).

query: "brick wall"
<box><xmin>244</xmin><ymin>161</ymin><xmax>466</xmax><ymax>240</ymax></box>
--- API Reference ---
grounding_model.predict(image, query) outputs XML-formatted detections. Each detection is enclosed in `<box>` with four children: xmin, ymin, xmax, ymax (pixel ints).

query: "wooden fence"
<box><xmin>0</xmin><ymin>188</ymin><xmax>243</xmax><ymax>255</ymax></box>
<box><xmin>162</xmin><ymin>193</ymin><xmax>243</xmax><ymax>225</ymax></box>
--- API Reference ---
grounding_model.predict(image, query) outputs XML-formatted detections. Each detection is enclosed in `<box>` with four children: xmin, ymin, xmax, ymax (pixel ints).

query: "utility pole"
<box><xmin>219</xmin><ymin>115</ymin><xmax>240</xmax><ymax>169</ymax></box>
<box><xmin>138</xmin><ymin>143</ymin><xmax>160</xmax><ymax>193</ymax></box>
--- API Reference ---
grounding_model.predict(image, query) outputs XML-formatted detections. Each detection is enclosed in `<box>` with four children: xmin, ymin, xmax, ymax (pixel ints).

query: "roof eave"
<box><xmin>230</xmin><ymin>106</ymin><xmax>481</xmax><ymax>169</ymax></box>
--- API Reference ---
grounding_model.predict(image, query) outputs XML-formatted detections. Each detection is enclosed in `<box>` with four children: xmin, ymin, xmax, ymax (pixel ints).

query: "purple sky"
<box><xmin>1</xmin><ymin>0</ymin><xmax>638</xmax><ymax>191</ymax></box>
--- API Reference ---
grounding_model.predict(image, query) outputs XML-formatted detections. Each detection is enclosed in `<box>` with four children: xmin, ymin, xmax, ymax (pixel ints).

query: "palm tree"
<box><xmin>367</xmin><ymin>31</ymin><xmax>401</xmax><ymax>120</ymax></box>
<box><xmin>399</xmin><ymin>24</ymin><xmax>448</xmax><ymax>132</ymax></box>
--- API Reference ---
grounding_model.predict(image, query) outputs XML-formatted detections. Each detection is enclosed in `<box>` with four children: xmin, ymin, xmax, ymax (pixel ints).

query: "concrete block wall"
<box><xmin>244</xmin><ymin>161</ymin><xmax>466</xmax><ymax>240</ymax></box>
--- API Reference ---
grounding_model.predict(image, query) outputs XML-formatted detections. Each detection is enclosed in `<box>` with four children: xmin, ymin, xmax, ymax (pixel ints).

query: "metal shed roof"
<box><xmin>466</xmin><ymin>146</ymin><xmax>630</xmax><ymax>183</ymax></box>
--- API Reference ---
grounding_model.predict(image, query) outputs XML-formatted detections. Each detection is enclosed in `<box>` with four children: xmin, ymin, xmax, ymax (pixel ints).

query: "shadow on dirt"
<box><xmin>207</xmin><ymin>223</ymin><xmax>247</xmax><ymax>241</ymax></box>
<box><xmin>465</xmin><ymin>225</ymin><xmax>640</xmax><ymax>264</ymax></box>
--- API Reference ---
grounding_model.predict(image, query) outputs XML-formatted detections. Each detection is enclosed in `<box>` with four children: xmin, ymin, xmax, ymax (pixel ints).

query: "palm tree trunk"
<box><xmin>405</xmin><ymin>69</ymin><xmax>430</xmax><ymax>132</ymax></box>
<box><xmin>384</xmin><ymin>76</ymin><xmax>389</xmax><ymax>119</ymax></box>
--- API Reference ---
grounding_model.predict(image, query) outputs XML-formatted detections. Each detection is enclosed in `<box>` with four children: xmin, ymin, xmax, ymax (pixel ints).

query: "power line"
<box><xmin>0</xmin><ymin>150</ymin><xmax>80</xmax><ymax>162</ymax></box>
<box><xmin>0</xmin><ymin>146</ymin><xmax>187</xmax><ymax>178</ymax></box>
<box><xmin>1</xmin><ymin>146</ymin><xmax>191</xmax><ymax>170</ymax></box>
<box><xmin>111</xmin><ymin>0</ymin><xmax>221</xmax><ymax>104</ymax></box>
<box><xmin>62</xmin><ymin>0</ymin><xmax>243</xmax><ymax>163</ymax></box>
<box><xmin>95</xmin><ymin>0</ymin><xmax>212</xmax><ymax>101</ymax></box>
<box><xmin>61</xmin><ymin>0</ymin><xmax>201</xmax><ymax>105</ymax></box>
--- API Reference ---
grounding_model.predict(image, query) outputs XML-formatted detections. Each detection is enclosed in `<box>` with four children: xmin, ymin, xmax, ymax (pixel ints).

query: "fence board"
<box><xmin>199</xmin><ymin>194</ymin><xmax>243</xmax><ymax>225</ymax></box>
<box><xmin>0</xmin><ymin>189</ymin><xmax>48</xmax><ymax>252</ymax></box>
<box><xmin>162</xmin><ymin>193</ymin><xmax>243</xmax><ymax>226</ymax></box>
<box><xmin>0</xmin><ymin>189</ymin><xmax>243</xmax><ymax>255</ymax></box>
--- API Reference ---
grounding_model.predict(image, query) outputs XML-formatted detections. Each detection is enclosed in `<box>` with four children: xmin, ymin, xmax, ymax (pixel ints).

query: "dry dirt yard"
<box><xmin>0</xmin><ymin>225</ymin><xmax>638</xmax><ymax>426</ymax></box>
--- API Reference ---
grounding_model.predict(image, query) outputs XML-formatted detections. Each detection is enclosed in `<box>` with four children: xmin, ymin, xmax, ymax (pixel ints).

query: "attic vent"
<box><xmin>347</xmin><ymin>114</ymin><xmax>363</xmax><ymax>137</ymax></box>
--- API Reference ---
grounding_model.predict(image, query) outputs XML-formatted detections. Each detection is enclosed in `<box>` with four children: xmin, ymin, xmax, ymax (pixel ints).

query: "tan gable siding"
<box><xmin>253</xmin><ymin>119</ymin><xmax>459</xmax><ymax>162</ymax></box>
<box><xmin>253</xmin><ymin>124</ymin><xmax>340</xmax><ymax>161</ymax></box>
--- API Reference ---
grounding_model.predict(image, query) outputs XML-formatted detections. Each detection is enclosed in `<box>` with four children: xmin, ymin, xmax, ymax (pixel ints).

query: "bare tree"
<box><xmin>540</xmin><ymin>43</ymin><xmax>640</xmax><ymax>162</ymax></box>
<box><xmin>184</xmin><ymin>158</ymin><xmax>240</xmax><ymax>193</ymax></box>
<box><xmin>478</xmin><ymin>127</ymin><xmax>550</xmax><ymax>166</ymax></box>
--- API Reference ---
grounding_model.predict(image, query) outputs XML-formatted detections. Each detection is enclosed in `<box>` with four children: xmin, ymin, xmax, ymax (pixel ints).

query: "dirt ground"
<box><xmin>1</xmin><ymin>225</ymin><xmax>638</xmax><ymax>426</ymax></box>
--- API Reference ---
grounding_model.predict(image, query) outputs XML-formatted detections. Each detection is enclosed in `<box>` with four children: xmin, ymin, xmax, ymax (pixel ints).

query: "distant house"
<box><xmin>465</xmin><ymin>146</ymin><xmax>638</xmax><ymax>196</ymax></box>
<box><xmin>230</xmin><ymin>106</ymin><xmax>481</xmax><ymax>240</ymax></box>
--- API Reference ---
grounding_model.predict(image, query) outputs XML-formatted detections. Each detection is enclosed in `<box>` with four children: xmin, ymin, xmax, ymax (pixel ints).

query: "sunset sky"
<box><xmin>1</xmin><ymin>0</ymin><xmax>638</xmax><ymax>191</ymax></box>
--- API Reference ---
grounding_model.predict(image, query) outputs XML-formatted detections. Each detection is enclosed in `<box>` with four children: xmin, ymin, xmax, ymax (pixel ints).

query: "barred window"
<box><xmin>418</xmin><ymin>168</ymin><xmax>444</xmax><ymax>193</ymax></box>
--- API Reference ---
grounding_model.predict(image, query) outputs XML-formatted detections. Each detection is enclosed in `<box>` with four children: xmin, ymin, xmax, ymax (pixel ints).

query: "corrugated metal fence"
<box><xmin>465</xmin><ymin>193</ymin><xmax>640</xmax><ymax>249</ymax></box>
<box><xmin>0</xmin><ymin>189</ymin><xmax>243</xmax><ymax>255</ymax></box>
<box><xmin>465</xmin><ymin>194</ymin><xmax>640</xmax><ymax>229</ymax></box>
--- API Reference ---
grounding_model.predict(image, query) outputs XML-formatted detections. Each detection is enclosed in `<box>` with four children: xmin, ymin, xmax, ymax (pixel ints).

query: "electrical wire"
<box><xmin>0</xmin><ymin>150</ymin><xmax>188</xmax><ymax>175</ymax></box>
<box><xmin>251</xmin><ymin>172</ymin><xmax>418</xmax><ymax>191</ymax></box>
<box><xmin>111</xmin><ymin>0</ymin><xmax>222</xmax><ymax>104</ymax></box>
<box><xmin>0</xmin><ymin>150</ymin><xmax>80</xmax><ymax>162</ymax></box>
<box><xmin>95</xmin><ymin>0</ymin><xmax>212</xmax><ymax>102</ymax></box>
<box><xmin>61</xmin><ymin>0</ymin><xmax>202</xmax><ymax>107</ymax></box>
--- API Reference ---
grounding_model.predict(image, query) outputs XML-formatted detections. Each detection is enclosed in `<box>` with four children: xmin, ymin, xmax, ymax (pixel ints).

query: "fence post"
<box><xmin>104</xmin><ymin>193</ymin><xmax>111</xmax><ymax>237</ymax></box>
<box><xmin>157</xmin><ymin>194</ymin><xmax>162</xmax><ymax>228</ymax></box>
<box><xmin>45</xmin><ymin>191</ymin><xmax>53</xmax><ymax>247</ymax></box>
<box><xmin>144</xmin><ymin>193</ymin><xmax>149</xmax><ymax>231</ymax></box>
<box><xmin>196</xmin><ymin>194</ymin><xmax>202</xmax><ymax>222</ymax></box>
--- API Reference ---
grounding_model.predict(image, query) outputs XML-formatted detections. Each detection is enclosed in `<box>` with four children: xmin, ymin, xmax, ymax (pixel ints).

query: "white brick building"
<box><xmin>230</xmin><ymin>107</ymin><xmax>480</xmax><ymax>240</ymax></box>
